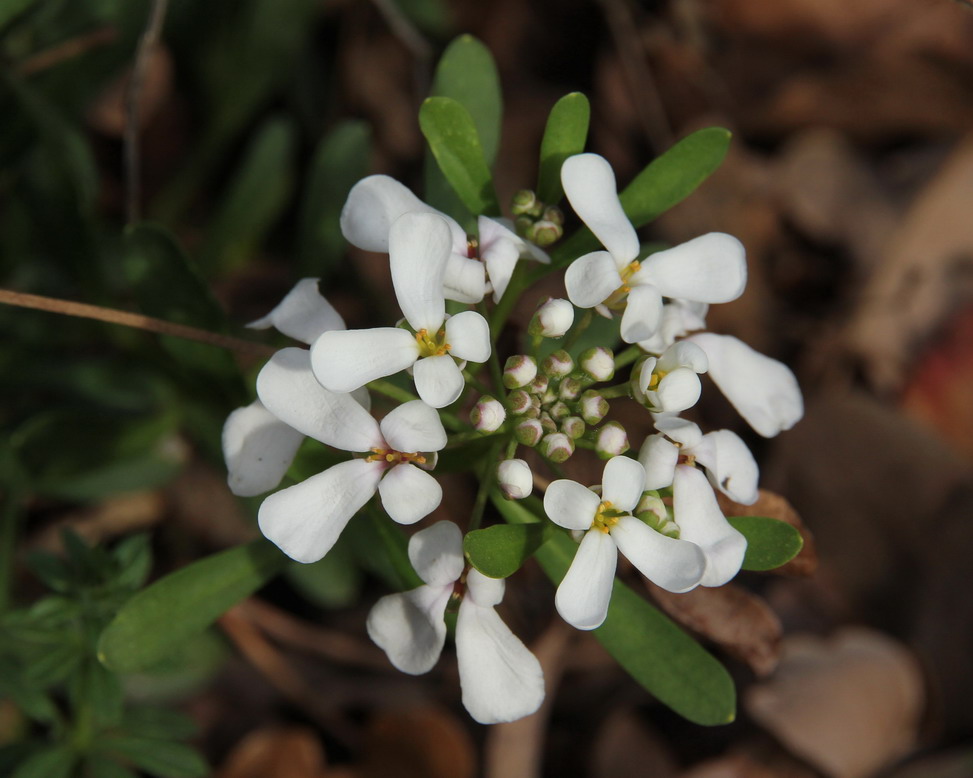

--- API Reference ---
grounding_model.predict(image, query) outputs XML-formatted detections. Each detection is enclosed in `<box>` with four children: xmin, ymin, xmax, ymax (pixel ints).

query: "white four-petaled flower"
<box><xmin>632</xmin><ymin>340</ymin><xmax>709</xmax><ymax>414</ymax></box>
<box><xmin>366</xmin><ymin>521</ymin><xmax>545</xmax><ymax>724</ymax></box>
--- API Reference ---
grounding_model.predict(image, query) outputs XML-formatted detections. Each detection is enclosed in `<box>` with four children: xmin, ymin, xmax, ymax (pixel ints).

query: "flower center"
<box><xmin>592</xmin><ymin>499</ymin><xmax>625</xmax><ymax>533</ymax></box>
<box><xmin>676</xmin><ymin>453</ymin><xmax>696</xmax><ymax>467</ymax></box>
<box><xmin>415</xmin><ymin>327</ymin><xmax>451</xmax><ymax>358</ymax></box>
<box><xmin>466</xmin><ymin>235</ymin><xmax>480</xmax><ymax>259</ymax></box>
<box><xmin>603</xmin><ymin>260</ymin><xmax>642</xmax><ymax>309</ymax></box>
<box><xmin>365</xmin><ymin>448</ymin><xmax>427</xmax><ymax>467</ymax></box>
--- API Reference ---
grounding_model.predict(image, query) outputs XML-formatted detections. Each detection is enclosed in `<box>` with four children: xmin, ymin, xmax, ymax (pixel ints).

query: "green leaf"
<box><xmin>98</xmin><ymin>540</ymin><xmax>286</xmax><ymax>674</ymax></box>
<box><xmin>82</xmin><ymin>756</ymin><xmax>139</xmax><ymax>778</ymax></box>
<box><xmin>0</xmin><ymin>0</ymin><xmax>40</xmax><ymax>34</ymax></box>
<box><xmin>537</xmin><ymin>93</ymin><xmax>590</xmax><ymax>204</ymax></box>
<box><xmin>299</xmin><ymin>120</ymin><xmax>371</xmax><ymax>278</ymax></box>
<box><xmin>201</xmin><ymin>116</ymin><xmax>297</xmax><ymax>273</ymax></box>
<box><xmin>113</xmin><ymin>533</ymin><xmax>153</xmax><ymax>591</ymax></box>
<box><xmin>464</xmin><ymin>524</ymin><xmax>546</xmax><ymax>579</ymax></box>
<box><xmin>346</xmin><ymin>508</ymin><xmax>421</xmax><ymax>591</ymax></box>
<box><xmin>121</xmin><ymin>708</ymin><xmax>198</xmax><ymax>741</ymax></box>
<box><xmin>285</xmin><ymin>533</ymin><xmax>362</xmax><ymax>609</ymax></box>
<box><xmin>493</xmin><ymin>494</ymin><xmax>736</xmax><ymax>725</ymax></box>
<box><xmin>10</xmin><ymin>745</ymin><xmax>76</xmax><ymax>778</ymax></box>
<box><xmin>728</xmin><ymin>516</ymin><xmax>803</xmax><ymax>571</ymax></box>
<box><xmin>98</xmin><ymin>736</ymin><xmax>208</xmax><ymax>778</ymax></box>
<box><xmin>420</xmin><ymin>97</ymin><xmax>500</xmax><ymax>217</ymax></box>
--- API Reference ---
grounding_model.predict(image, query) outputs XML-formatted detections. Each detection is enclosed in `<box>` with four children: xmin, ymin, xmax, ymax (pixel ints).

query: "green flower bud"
<box><xmin>514</xmin><ymin>418</ymin><xmax>543</xmax><ymax>447</ymax></box>
<box><xmin>528</xmin><ymin>297</ymin><xmax>574</xmax><ymax>338</ymax></box>
<box><xmin>528</xmin><ymin>219</ymin><xmax>563</xmax><ymax>247</ymax></box>
<box><xmin>561</xmin><ymin>416</ymin><xmax>586</xmax><ymax>439</ymax></box>
<box><xmin>503</xmin><ymin>355</ymin><xmax>537</xmax><ymax>389</ymax></box>
<box><xmin>595</xmin><ymin>421</ymin><xmax>629</xmax><ymax>459</ymax></box>
<box><xmin>529</xmin><ymin>374</ymin><xmax>549</xmax><ymax>396</ymax></box>
<box><xmin>539</xmin><ymin>412</ymin><xmax>558</xmax><ymax>433</ymax></box>
<box><xmin>506</xmin><ymin>389</ymin><xmax>532</xmax><ymax>415</ymax></box>
<box><xmin>542</xmin><ymin>349</ymin><xmax>574</xmax><ymax>378</ymax></box>
<box><xmin>580</xmin><ymin>390</ymin><xmax>609</xmax><ymax>425</ymax></box>
<box><xmin>470</xmin><ymin>395</ymin><xmax>506</xmax><ymax>432</ymax></box>
<box><xmin>539</xmin><ymin>432</ymin><xmax>575</xmax><ymax>463</ymax></box>
<box><xmin>542</xmin><ymin>205</ymin><xmax>564</xmax><ymax>226</ymax></box>
<box><xmin>548</xmin><ymin>400</ymin><xmax>570</xmax><ymax>421</ymax></box>
<box><xmin>579</xmin><ymin>346</ymin><xmax>615</xmax><ymax>382</ymax></box>
<box><xmin>558</xmin><ymin>376</ymin><xmax>583</xmax><ymax>401</ymax></box>
<box><xmin>511</xmin><ymin>189</ymin><xmax>539</xmax><ymax>216</ymax></box>
<box><xmin>635</xmin><ymin>492</ymin><xmax>680</xmax><ymax>537</ymax></box>
<box><xmin>497</xmin><ymin>458</ymin><xmax>532</xmax><ymax>500</ymax></box>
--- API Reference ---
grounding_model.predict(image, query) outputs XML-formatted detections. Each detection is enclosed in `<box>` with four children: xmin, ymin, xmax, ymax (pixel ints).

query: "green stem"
<box><xmin>614</xmin><ymin>345</ymin><xmax>642</xmax><ymax>369</ymax></box>
<box><xmin>600</xmin><ymin>383</ymin><xmax>632</xmax><ymax>400</ymax></box>
<box><xmin>505</xmin><ymin>437</ymin><xmax>519</xmax><ymax>460</ymax></box>
<box><xmin>560</xmin><ymin>308</ymin><xmax>593</xmax><ymax>352</ymax></box>
<box><xmin>468</xmin><ymin>437</ymin><xmax>505</xmax><ymax>532</ymax></box>
<box><xmin>367</xmin><ymin>379</ymin><xmax>465</xmax><ymax>431</ymax></box>
<box><xmin>462</xmin><ymin>369</ymin><xmax>491</xmax><ymax>396</ymax></box>
<box><xmin>447</xmin><ymin>428</ymin><xmax>506</xmax><ymax>446</ymax></box>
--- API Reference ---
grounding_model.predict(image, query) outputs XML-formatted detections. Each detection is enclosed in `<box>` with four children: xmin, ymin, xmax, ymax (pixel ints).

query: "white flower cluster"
<box><xmin>221</xmin><ymin>151</ymin><xmax>803</xmax><ymax>724</ymax></box>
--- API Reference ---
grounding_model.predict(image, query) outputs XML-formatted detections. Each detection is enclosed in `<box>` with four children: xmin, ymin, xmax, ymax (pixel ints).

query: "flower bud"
<box><xmin>558</xmin><ymin>376</ymin><xmax>583</xmax><ymax>401</ymax></box>
<box><xmin>503</xmin><ymin>355</ymin><xmax>537</xmax><ymax>389</ymax></box>
<box><xmin>514</xmin><ymin>215</ymin><xmax>533</xmax><ymax>236</ymax></box>
<box><xmin>541</xmin><ymin>349</ymin><xmax>574</xmax><ymax>378</ymax></box>
<box><xmin>539</xmin><ymin>412</ymin><xmax>558</xmax><ymax>433</ymax></box>
<box><xmin>542</xmin><ymin>206</ymin><xmax>564</xmax><ymax>226</ymax></box>
<box><xmin>561</xmin><ymin>416</ymin><xmax>586</xmax><ymax>439</ymax></box>
<box><xmin>529</xmin><ymin>374</ymin><xmax>549</xmax><ymax>396</ymax></box>
<box><xmin>635</xmin><ymin>492</ymin><xmax>679</xmax><ymax>537</ymax></box>
<box><xmin>579</xmin><ymin>347</ymin><xmax>615</xmax><ymax>382</ymax></box>
<box><xmin>511</xmin><ymin>189</ymin><xmax>540</xmax><ymax>216</ymax></box>
<box><xmin>539</xmin><ymin>432</ymin><xmax>575</xmax><ymax>463</ymax></box>
<box><xmin>514</xmin><ymin>418</ymin><xmax>543</xmax><ymax>447</ymax></box>
<box><xmin>528</xmin><ymin>219</ymin><xmax>563</xmax><ymax>247</ymax></box>
<box><xmin>506</xmin><ymin>389</ymin><xmax>532</xmax><ymax>415</ymax></box>
<box><xmin>548</xmin><ymin>400</ymin><xmax>570</xmax><ymax>421</ymax></box>
<box><xmin>470</xmin><ymin>395</ymin><xmax>506</xmax><ymax>432</ymax></box>
<box><xmin>497</xmin><ymin>458</ymin><xmax>533</xmax><ymax>500</ymax></box>
<box><xmin>528</xmin><ymin>298</ymin><xmax>574</xmax><ymax>338</ymax></box>
<box><xmin>580</xmin><ymin>390</ymin><xmax>609</xmax><ymax>425</ymax></box>
<box><xmin>595</xmin><ymin>421</ymin><xmax>629</xmax><ymax>459</ymax></box>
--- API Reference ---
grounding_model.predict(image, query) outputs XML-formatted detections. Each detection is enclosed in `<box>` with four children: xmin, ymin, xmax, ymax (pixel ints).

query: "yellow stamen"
<box><xmin>592</xmin><ymin>499</ymin><xmax>623</xmax><ymax>533</ymax></box>
<box><xmin>602</xmin><ymin>260</ymin><xmax>642</xmax><ymax>309</ymax></box>
<box><xmin>415</xmin><ymin>327</ymin><xmax>451</xmax><ymax>357</ymax></box>
<box><xmin>366</xmin><ymin>448</ymin><xmax>427</xmax><ymax>466</ymax></box>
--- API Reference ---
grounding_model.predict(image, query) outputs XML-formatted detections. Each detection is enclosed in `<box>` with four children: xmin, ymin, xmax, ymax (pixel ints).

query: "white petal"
<box><xmin>379</xmin><ymin>463</ymin><xmax>443</xmax><ymax>525</ymax></box>
<box><xmin>638</xmin><ymin>434</ymin><xmax>679</xmax><ymax>490</ymax></box>
<box><xmin>246</xmin><ymin>278</ymin><xmax>346</xmax><ymax>344</ymax></box>
<box><xmin>340</xmin><ymin>175</ymin><xmax>436</xmax><ymax>252</ymax></box>
<box><xmin>672</xmin><ymin>466</ymin><xmax>747</xmax><ymax>587</ymax></box>
<box><xmin>258</xmin><ymin>459</ymin><xmax>383</xmax><ymax>564</ymax></box>
<box><xmin>654</xmin><ymin>416</ymin><xmax>703</xmax><ymax>447</ymax></box>
<box><xmin>555</xmin><ymin>530</ymin><xmax>618</xmax><ymax>630</ymax></box>
<box><xmin>561</xmin><ymin>154</ymin><xmax>639</xmax><ymax>264</ymax></box>
<box><xmin>478</xmin><ymin>218</ymin><xmax>523</xmax><ymax>302</ymax></box>
<box><xmin>658</xmin><ymin>340</ymin><xmax>708</xmax><ymax>373</ymax></box>
<box><xmin>601</xmin><ymin>456</ymin><xmax>646</xmax><ymax>513</ymax></box>
<box><xmin>456</xmin><ymin>598</ymin><xmax>545</xmax><ymax>724</ymax></box>
<box><xmin>444</xmin><ymin>310</ymin><xmax>491</xmax><ymax>363</ymax></box>
<box><xmin>388</xmin><ymin>212</ymin><xmax>452</xmax><ymax>333</ymax></box>
<box><xmin>351</xmin><ymin>386</ymin><xmax>372</xmax><ymax>412</ymax></box>
<box><xmin>694</xmin><ymin>430</ymin><xmax>759</xmax><ymax>505</ymax></box>
<box><xmin>465</xmin><ymin>568</ymin><xmax>505</xmax><ymax>607</ymax></box>
<box><xmin>311</xmin><ymin>327</ymin><xmax>419</xmax><ymax>393</ymax></box>
<box><xmin>655</xmin><ymin>368</ymin><xmax>702</xmax><ymax>414</ymax></box>
<box><xmin>256</xmin><ymin>347</ymin><xmax>382</xmax><ymax>451</ymax></box>
<box><xmin>222</xmin><ymin>401</ymin><xmax>305</xmax><ymax>497</ymax></box>
<box><xmin>687</xmin><ymin>333</ymin><xmax>804</xmax><ymax>438</ymax></box>
<box><xmin>642</xmin><ymin>233</ymin><xmax>747</xmax><ymax>303</ymax></box>
<box><xmin>379</xmin><ymin>399</ymin><xmax>447</xmax><ymax>453</ymax></box>
<box><xmin>543</xmin><ymin>479</ymin><xmax>600</xmax><ymax>531</ymax></box>
<box><xmin>408</xmin><ymin>520</ymin><xmax>464</xmax><ymax>586</ymax></box>
<box><xmin>413</xmin><ymin>354</ymin><xmax>464</xmax><ymax>408</ymax></box>
<box><xmin>444</xmin><ymin>253</ymin><xmax>487</xmax><ymax>304</ymax></box>
<box><xmin>366</xmin><ymin>585</ymin><xmax>451</xmax><ymax>674</ymax></box>
<box><xmin>564</xmin><ymin>252</ymin><xmax>623</xmax><ymax>308</ymax></box>
<box><xmin>619</xmin><ymin>284</ymin><xmax>663</xmax><ymax>344</ymax></box>
<box><xmin>611</xmin><ymin>516</ymin><xmax>705</xmax><ymax>592</ymax></box>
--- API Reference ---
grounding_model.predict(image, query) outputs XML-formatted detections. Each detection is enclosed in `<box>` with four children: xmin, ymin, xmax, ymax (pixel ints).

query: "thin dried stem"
<box><xmin>0</xmin><ymin>287</ymin><xmax>276</xmax><ymax>358</ymax></box>
<box><xmin>17</xmin><ymin>27</ymin><xmax>118</xmax><ymax>77</ymax></box>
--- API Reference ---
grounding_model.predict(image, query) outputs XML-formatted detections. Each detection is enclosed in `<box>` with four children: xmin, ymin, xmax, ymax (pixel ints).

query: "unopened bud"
<box><xmin>542</xmin><ymin>206</ymin><xmax>564</xmax><ymax>226</ymax></box>
<box><xmin>595</xmin><ymin>422</ymin><xmax>629</xmax><ymax>459</ymax></box>
<box><xmin>561</xmin><ymin>416</ymin><xmax>586</xmax><ymax>439</ymax></box>
<box><xmin>542</xmin><ymin>349</ymin><xmax>574</xmax><ymax>378</ymax></box>
<box><xmin>470</xmin><ymin>395</ymin><xmax>506</xmax><ymax>432</ymax></box>
<box><xmin>529</xmin><ymin>374</ymin><xmax>549</xmax><ymax>396</ymax></box>
<box><xmin>579</xmin><ymin>347</ymin><xmax>615</xmax><ymax>382</ymax></box>
<box><xmin>506</xmin><ymin>389</ymin><xmax>531</xmax><ymax>415</ymax></box>
<box><xmin>515</xmin><ymin>215</ymin><xmax>533</xmax><ymax>236</ymax></box>
<box><xmin>514</xmin><ymin>418</ymin><xmax>543</xmax><ymax>447</ymax></box>
<box><xmin>558</xmin><ymin>376</ymin><xmax>583</xmax><ymax>401</ymax></box>
<box><xmin>580</xmin><ymin>390</ymin><xmax>609</xmax><ymax>425</ymax></box>
<box><xmin>511</xmin><ymin>189</ymin><xmax>539</xmax><ymax>216</ymax></box>
<box><xmin>528</xmin><ymin>219</ymin><xmax>563</xmax><ymax>247</ymax></box>
<box><xmin>503</xmin><ymin>355</ymin><xmax>537</xmax><ymax>389</ymax></box>
<box><xmin>497</xmin><ymin>458</ymin><xmax>533</xmax><ymax>500</ymax></box>
<box><xmin>548</xmin><ymin>400</ymin><xmax>570</xmax><ymax>421</ymax></box>
<box><xmin>539</xmin><ymin>432</ymin><xmax>575</xmax><ymax>463</ymax></box>
<box><xmin>539</xmin><ymin>412</ymin><xmax>557</xmax><ymax>433</ymax></box>
<box><xmin>528</xmin><ymin>298</ymin><xmax>574</xmax><ymax>338</ymax></box>
<box><xmin>636</xmin><ymin>493</ymin><xmax>679</xmax><ymax>537</ymax></box>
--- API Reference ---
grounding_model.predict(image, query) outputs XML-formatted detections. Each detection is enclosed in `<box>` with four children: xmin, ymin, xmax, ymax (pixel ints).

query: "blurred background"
<box><xmin>2</xmin><ymin>0</ymin><xmax>973</xmax><ymax>775</ymax></box>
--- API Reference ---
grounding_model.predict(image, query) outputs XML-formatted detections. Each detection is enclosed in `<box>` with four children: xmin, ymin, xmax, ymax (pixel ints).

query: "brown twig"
<box><xmin>0</xmin><ymin>287</ymin><xmax>276</xmax><ymax>358</ymax></box>
<box><xmin>17</xmin><ymin>27</ymin><xmax>118</xmax><ymax>77</ymax></box>
<box><xmin>125</xmin><ymin>0</ymin><xmax>169</xmax><ymax>225</ymax></box>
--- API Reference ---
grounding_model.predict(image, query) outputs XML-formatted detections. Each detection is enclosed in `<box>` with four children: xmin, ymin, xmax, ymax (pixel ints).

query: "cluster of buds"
<box><xmin>511</xmin><ymin>189</ymin><xmax>564</xmax><ymax>247</ymax></box>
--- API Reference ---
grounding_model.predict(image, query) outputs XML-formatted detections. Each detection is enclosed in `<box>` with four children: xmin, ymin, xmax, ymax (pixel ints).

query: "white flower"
<box><xmin>686</xmin><ymin>333</ymin><xmax>803</xmax><ymax>438</ymax></box>
<box><xmin>254</xmin><ymin>348</ymin><xmax>446</xmax><ymax>563</ymax></box>
<box><xmin>367</xmin><ymin>522</ymin><xmax>545</xmax><ymax>724</ymax></box>
<box><xmin>246</xmin><ymin>277</ymin><xmax>346</xmax><ymax>345</ymax></box>
<box><xmin>560</xmin><ymin>153</ymin><xmax>746</xmax><ymax>344</ymax></box>
<box><xmin>637</xmin><ymin>299</ymin><xmax>708</xmax><ymax>355</ymax></box>
<box><xmin>631</xmin><ymin>340</ymin><xmax>709</xmax><ymax>414</ymax></box>
<box><xmin>312</xmin><ymin>212</ymin><xmax>492</xmax><ymax>408</ymax></box>
<box><xmin>543</xmin><ymin>456</ymin><xmax>706</xmax><ymax>630</ymax></box>
<box><xmin>497</xmin><ymin>458</ymin><xmax>532</xmax><ymax>500</ymax></box>
<box><xmin>340</xmin><ymin>175</ymin><xmax>548</xmax><ymax>304</ymax></box>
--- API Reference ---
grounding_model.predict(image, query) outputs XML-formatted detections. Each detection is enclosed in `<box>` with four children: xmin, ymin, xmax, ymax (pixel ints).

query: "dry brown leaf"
<box><xmin>30</xmin><ymin>490</ymin><xmax>165</xmax><ymax>552</ymax></box>
<box><xmin>591</xmin><ymin>708</ymin><xmax>678</xmax><ymax>778</ymax></box>
<box><xmin>745</xmin><ymin>628</ymin><xmax>924</xmax><ymax>778</ymax></box>
<box><xmin>647</xmin><ymin>581</ymin><xmax>782</xmax><ymax>676</ymax></box>
<box><xmin>359</xmin><ymin>706</ymin><xmax>476</xmax><ymax>778</ymax></box>
<box><xmin>216</xmin><ymin>726</ymin><xmax>327</xmax><ymax>778</ymax></box>
<box><xmin>718</xmin><ymin>489</ymin><xmax>818</xmax><ymax>578</ymax></box>
<box><xmin>680</xmin><ymin>751</ymin><xmax>817</xmax><ymax>778</ymax></box>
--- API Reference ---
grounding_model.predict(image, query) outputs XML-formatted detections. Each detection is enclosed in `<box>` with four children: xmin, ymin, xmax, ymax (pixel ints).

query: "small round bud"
<box><xmin>514</xmin><ymin>418</ymin><xmax>543</xmax><ymax>447</ymax></box>
<box><xmin>580</xmin><ymin>390</ymin><xmax>609</xmax><ymax>425</ymax></box>
<box><xmin>503</xmin><ymin>355</ymin><xmax>537</xmax><ymax>389</ymax></box>
<box><xmin>542</xmin><ymin>206</ymin><xmax>564</xmax><ymax>226</ymax></box>
<box><xmin>528</xmin><ymin>298</ymin><xmax>574</xmax><ymax>338</ymax></box>
<box><xmin>506</xmin><ymin>389</ymin><xmax>532</xmax><ymax>415</ymax></box>
<box><xmin>561</xmin><ymin>416</ymin><xmax>586</xmax><ymax>439</ymax></box>
<box><xmin>515</xmin><ymin>215</ymin><xmax>533</xmax><ymax>236</ymax></box>
<box><xmin>528</xmin><ymin>219</ymin><xmax>563</xmax><ymax>247</ymax></box>
<box><xmin>595</xmin><ymin>422</ymin><xmax>629</xmax><ymax>459</ymax></box>
<box><xmin>636</xmin><ymin>493</ymin><xmax>679</xmax><ymax>537</ymax></box>
<box><xmin>497</xmin><ymin>458</ymin><xmax>533</xmax><ymax>500</ymax></box>
<box><xmin>539</xmin><ymin>412</ymin><xmax>558</xmax><ymax>433</ymax></box>
<box><xmin>470</xmin><ymin>395</ymin><xmax>506</xmax><ymax>432</ymax></box>
<box><xmin>542</xmin><ymin>349</ymin><xmax>574</xmax><ymax>378</ymax></box>
<box><xmin>548</xmin><ymin>400</ymin><xmax>570</xmax><ymax>421</ymax></box>
<box><xmin>558</xmin><ymin>376</ymin><xmax>583</xmax><ymax>401</ymax></box>
<box><xmin>579</xmin><ymin>347</ymin><xmax>615</xmax><ymax>382</ymax></box>
<box><xmin>541</xmin><ymin>386</ymin><xmax>558</xmax><ymax>406</ymax></box>
<box><xmin>511</xmin><ymin>189</ymin><xmax>538</xmax><ymax>216</ymax></box>
<box><xmin>539</xmin><ymin>432</ymin><xmax>575</xmax><ymax>463</ymax></box>
<box><xmin>529</xmin><ymin>374</ymin><xmax>549</xmax><ymax>396</ymax></box>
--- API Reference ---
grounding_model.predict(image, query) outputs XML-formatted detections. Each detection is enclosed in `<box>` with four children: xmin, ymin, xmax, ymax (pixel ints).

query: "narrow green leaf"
<box><xmin>346</xmin><ymin>508</ymin><xmax>421</xmax><ymax>591</ymax></box>
<box><xmin>493</xmin><ymin>493</ymin><xmax>736</xmax><ymax>725</ymax></box>
<box><xmin>10</xmin><ymin>745</ymin><xmax>76</xmax><ymax>778</ymax></box>
<box><xmin>728</xmin><ymin>516</ymin><xmax>804</xmax><ymax>571</ymax></box>
<box><xmin>81</xmin><ymin>756</ymin><xmax>138</xmax><ymax>778</ymax></box>
<box><xmin>0</xmin><ymin>0</ymin><xmax>38</xmax><ymax>31</ymax></box>
<box><xmin>537</xmin><ymin>93</ymin><xmax>590</xmax><ymax>204</ymax></box>
<box><xmin>285</xmin><ymin>533</ymin><xmax>362</xmax><ymax>609</ymax></box>
<box><xmin>464</xmin><ymin>524</ymin><xmax>546</xmax><ymax>579</ymax></box>
<box><xmin>98</xmin><ymin>540</ymin><xmax>286</xmax><ymax>674</ymax></box>
<box><xmin>420</xmin><ymin>97</ymin><xmax>500</xmax><ymax>217</ymax></box>
<box><xmin>121</xmin><ymin>708</ymin><xmax>198</xmax><ymax>741</ymax></box>
<box><xmin>299</xmin><ymin>120</ymin><xmax>371</xmax><ymax>278</ymax></box>
<box><xmin>98</xmin><ymin>736</ymin><xmax>208</xmax><ymax>778</ymax></box>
